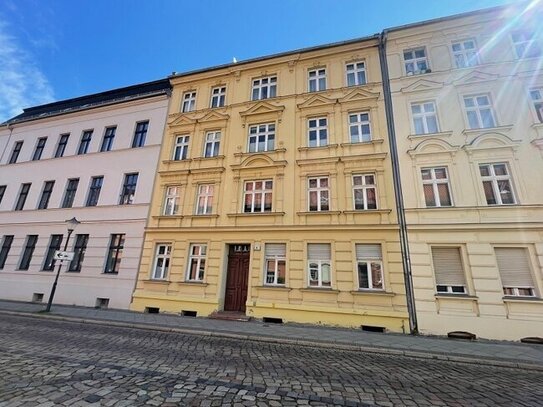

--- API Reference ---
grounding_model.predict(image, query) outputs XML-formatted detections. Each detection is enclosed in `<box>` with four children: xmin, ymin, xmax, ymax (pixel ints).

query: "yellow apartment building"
<box><xmin>384</xmin><ymin>4</ymin><xmax>543</xmax><ymax>340</ymax></box>
<box><xmin>131</xmin><ymin>37</ymin><xmax>410</xmax><ymax>332</ymax></box>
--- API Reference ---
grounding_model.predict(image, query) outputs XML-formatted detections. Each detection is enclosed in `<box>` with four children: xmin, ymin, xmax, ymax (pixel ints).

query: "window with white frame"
<box><xmin>196</xmin><ymin>184</ymin><xmax>214</xmax><ymax>215</ymax></box>
<box><xmin>463</xmin><ymin>94</ymin><xmax>496</xmax><ymax>129</ymax></box>
<box><xmin>452</xmin><ymin>39</ymin><xmax>479</xmax><ymax>68</ymax></box>
<box><xmin>495</xmin><ymin>247</ymin><xmax>536</xmax><ymax>297</ymax></box>
<box><xmin>181</xmin><ymin>91</ymin><xmax>196</xmax><ymax>113</ymax></box>
<box><xmin>204</xmin><ymin>131</ymin><xmax>221</xmax><ymax>157</ymax></box>
<box><xmin>348</xmin><ymin>112</ymin><xmax>371</xmax><ymax>143</ymax></box>
<box><xmin>511</xmin><ymin>29</ymin><xmax>542</xmax><ymax>59</ymax></box>
<box><xmin>356</xmin><ymin>244</ymin><xmax>384</xmax><ymax>290</ymax></box>
<box><xmin>243</xmin><ymin>180</ymin><xmax>273</xmax><ymax>213</ymax></box>
<box><xmin>308</xmin><ymin>243</ymin><xmax>331</xmax><ymax>287</ymax></box>
<box><xmin>421</xmin><ymin>167</ymin><xmax>452</xmax><ymax>207</ymax></box>
<box><xmin>530</xmin><ymin>88</ymin><xmax>543</xmax><ymax>122</ymax></box>
<box><xmin>411</xmin><ymin>102</ymin><xmax>439</xmax><ymax>134</ymax></box>
<box><xmin>353</xmin><ymin>174</ymin><xmax>377</xmax><ymax>210</ymax></box>
<box><xmin>404</xmin><ymin>47</ymin><xmax>429</xmax><ymax>75</ymax></box>
<box><xmin>308</xmin><ymin>177</ymin><xmax>329</xmax><ymax>211</ymax></box>
<box><xmin>479</xmin><ymin>163</ymin><xmax>515</xmax><ymax>205</ymax></box>
<box><xmin>163</xmin><ymin>186</ymin><xmax>180</xmax><ymax>215</ymax></box>
<box><xmin>210</xmin><ymin>86</ymin><xmax>226</xmax><ymax>108</ymax></box>
<box><xmin>346</xmin><ymin>61</ymin><xmax>366</xmax><ymax>86</ymax></box>
<box><xmin>187</xmin><ymin>244</ymin><xmax>207</xmax><ymax>282</ymax></box>
<box><xmin>251</xmin><ymin>76</ymin><xmax>277</xmax><ymax>100</ymax></box>
<box><xmin>432</xmin><ymin>247</ymin><xmax>466</xmax><ymax>294</ymax></box>
<box><xmin>173</xmin><ymin>135</ymin><xmax>189</xmax><ymax>160</ymax></box>
<box><xmin>308</xmin><ymin>117</ymin><xmax>328</xmax><ymax>147</ymax></box>
<box><xmin>264</xmin><ymin>243</ymin><xmax>286</xmax><ymax>285</ymax></box>
<box><xmin>152</xmin><ymin>244</ymin><xmax>171</xmax><ymax>280</ymax></box>
<box><xmin>248</xmin><ymin>123</ymin><xmax>275</xmax><ymax>152</ymax></box>
<box><xmin>308</xmin><ymin>68</ymin><xmax>326</xmax><ymax>92</ymax></box>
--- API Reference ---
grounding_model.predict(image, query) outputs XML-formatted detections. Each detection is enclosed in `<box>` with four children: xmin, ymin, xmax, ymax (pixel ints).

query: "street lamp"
<box><xmin>45</xmin><ymin>217</ymin><xmax>81</xmax><ymax>312</ymax></box>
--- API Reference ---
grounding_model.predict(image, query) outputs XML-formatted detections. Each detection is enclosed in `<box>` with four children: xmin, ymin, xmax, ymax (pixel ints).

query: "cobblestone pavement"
<box><xmin>0</xmin><ymin>314</ymin><xmax>542</xmax><ymax>407</ymax></box>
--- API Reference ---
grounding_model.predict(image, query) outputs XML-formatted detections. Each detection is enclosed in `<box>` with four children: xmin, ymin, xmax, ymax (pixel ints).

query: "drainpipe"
<box><xmin>378</xmin><ymin>31</ymin><xmax>418</xmax><ymax>335</ymax></box>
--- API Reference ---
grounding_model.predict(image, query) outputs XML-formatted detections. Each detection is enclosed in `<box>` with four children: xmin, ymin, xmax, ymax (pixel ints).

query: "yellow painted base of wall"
<box><xmin>130</xmin><ymin>294</ymin><xmax>219</xmax><ymax>316</ymax></box>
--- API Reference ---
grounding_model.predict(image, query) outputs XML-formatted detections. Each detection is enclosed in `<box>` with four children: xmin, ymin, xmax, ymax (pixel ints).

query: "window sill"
<box><xmin>435</xmin><ymin>294</ymin><xmax>478</xmax><ymax>300</ymax></box>
<box><xmin>227</xmin><ymin>212</ymin><xmax>285</xmax><ymax>218</ymax></box>
<box><xmin>461</xmin><ymin>125</ymin><xmax>513</xmax><ymax>138</ymax></box>
<box><xmin>178</xmin><ymin>281</ymin><xmax>208</xmax><ymax>287</ymax></box>
<box><xmin>343</xmin><ymin>209</ymin><xmax>391</xmax><ymax>215</ymax></box>
<box><xmin>297</xmin><ymin>211</ymin><xmax>341</xmax><ymax>216</ymax></box>
<box><xmin>300</xmin><ymin>287</ymin><xmax>337</xmax><ymax>293</ymax></box>
<box><xmin>192</xmin><ymin>155</ymin><xmax>225</xmax><ymax>162</ymax></box>
<box><xmin>340</xmin><ymin>139</ymin><xmax>384</xmax><ymax>147</ymax></box>
<box><xmin>351</xmin><ymin>290</ymin><xmax>395</xmax><ymax>296</ymax></box>
<box><xmin>297</xmin><ymin>144</ymin><xmax>338</xmax><ymax>152</ymax></box>
<box><xmin>144</xmin><ymin>279</ymin><xmax>170</xmax><ymax>284</ymax></box>
<box><xmin>256</xmin><ymin>285</ymin><xmax>291</xmax><ymax>291</ymax></box>
<box><xmin>234</xmin><ymin>148</ymin><xmax>286</xmax><ymax>158</ymax></box>
<box><xmin>65</xmin><ymin>270</ymin><xmax>81</xmax><ymax>273</ymax></box>
<box><xmin>162</xmin><ymin>158</ymin><xmax>192</xmax><ymax>165</ymax></box>
<box><xmin>184</xmin><ymin>214</ymin><xmax>219</xmax><ymax>219</ymax></box>
<box><xmin>103</xmin><ymin>272</ymin><xmax>119</xmax><ymax>276</ymax></box>
<box><xmin>152</xmin><ymin>215</ymin><xmax>184</xmax><ymax>220</ymax></box>
<box><xmin>502</xmin><ymin>296</ymin><xmax>543</xmax><ymax>303</ymax></box>
<box><xmin>407</xmin><ymin>131</ymin><xmax>453</xmax><ymax>139</ymax></box>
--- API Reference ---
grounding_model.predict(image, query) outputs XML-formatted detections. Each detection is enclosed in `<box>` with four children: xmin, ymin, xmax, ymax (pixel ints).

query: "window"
<box><xmin>196</xmin><ymin>184</ymin><xmax>214</xmax><ymax>215</ymax></box>
<box><xmin>163</xmin><ymin>186</ymin><xmax>180</xmax><ymax>215</ymax></box>
<box><xmin>356</xmin><ymin>244</ymin><xmax>384</xmax><ymax>290</ymax></box>
<box><xmin>38</xmin><ymin>181</ymin><xmax>55</xmax><ymax>210</ymax></box>
<box><xmin>68</xmin><ymin>234</ymin><xmax>88</xmax><ymax>272</ymax></box>
<box><xmin>9</xmin><ymin>141</ymin><xmax>23</xmax><ymax>164</ymax></box>
<box><xmin>243</xmin><ymin>180</ymin><xmax>273</xmax><ymax>213</ymax></box>
<box><xmin>265</xmin><ymin>243</ymin><xmax>286</xmax><ymax>285</ymax></box>
<box><xmin>18</xmin><ymin>235</ymin><xmax>38</xmax><ymax>270</ymax></box>
<box><xmin>252</xmin><ymin>76</ymin><xmax>277</xmax><ymax>100</ymax></box>
<box><xmin>346</xmin><ymin>61</ymin><xmax>366</xmax><ymax>86</ymax></box>
<box><xmin>432</xmin><ymin>247</ymin><xmax>466</xmax><ymax>294</ymax></box>
<box><xmin>86</xmin><ymin>176</ymin><xmax>103</xmax><ymax>207</ymax></box>
<box><xmin>530</xmin><ymin>88</ymin><xmax>543</xmax><ymax>123</ymax></box>
<box><xmin>308</xmin><ymin>117</ymin><xmax>328</xmax><ymax>147</ymax></box>
<box><xmin>495</xmin><ymin>247</ymin><xmax>536</xmax><ymax>297</ymax></box>
<box><xmin>210</xmin><ymin>86</ymin><xmax>226</xmax><ymax>108</ymax></box>
<box><xmin>404</xmin><ymin>47</ymin><xmax>429</xmax><ymax>75</ymax></box>
<box><xmin>55</xmin><ymin>134</ymin><xmax>70</xmax><ymax>158</ymax></box>
<box><xmin>42</xmin><ymin>234</ymin><xmax>63</xmax><ymax>271</ymax></box>
<box><xmin>119</xmin><ymin>173</ymin><xmax>138</xmax><ymax>205</ymax></box>
<box><xmin>308</xmin><ymin>177</ymin><xmax>329</xmax><ymax>211</ymax></box>
<box><xmin>353</xmin><ymin>174</ymin><xmax>377</xmax><ymax>210</ymax></box>
<box><xmin>62</xmin><ymin>178</ymin><xmax>79</xmax><ymax>208</ymax></box>
<box><xmin>0</xmin><ymin>235</ymin><xmax>14</xmax><ymax>269</ymax></box>
<box><xmin>100</xmin><ymin>126</ymin><xmax>116</xmax><ymax>152</ymax></box>
<box><xmin>32</xmin><ymin>137</ymin><xmax>47</xmax><ymax>161</ymax></box>
<box><xmin>248</xmin><ymin>123</ymin><xmax>275</xmax><ymax>152</ymax></box>
<box><xmin>78</xmin><ymin>130</ymin><xmax>93</xmax><ymax>155</ymax></box>
<box><xmin>105</xmin><ymin>234</ymin><xmax>125</xmax><ymax>274</ymax></box>
<box><xmin>204</xmin><ymin>131</ymin><xmax>221</xmax><ymax>157</ymax></box>
<box><xmin>173</xmin><ymin>135</ymin><xmax>190</xmax><ymax>160</ymax></box>
<box><xmin>411</xmin><ymin>102</ymin><xmax>438</xmax><ymax>134</ymax></box>
<box><xmin>348</xmin><ymin>112</ymin><xmax>371</xmax><ymax>143</ymax></box>
<box><xmin>464</xmin><ymin>95</ymin><xmax>496</xmax><ymax>129</ymax></box>
<box><xmin>452</xmin><ymin>39</ymin><xmax>479</xmax><ymax>68</ymax></box>
<box><xmin>152</xmin><ymin>244</ymin><xmax>171</xmax><ymax>280</ymax></box>
<box><xmin>421</xmin><ymin>167</ymin><xmax>452</xmax><ymax>207</ymax></box>
<box><xmin>308</xmin><ymin>68</ymin><xmax>326</xmax><ymax>92</ymax></box>
<box><xmin>308</xmin><ymin>243</ymin><xmax>331</xmax><ymax>287</ymax></box>
<box><xmin>132</xmin><ymin>121</ymin><xmax>148</xmax><ymax>148</ymax></box>
<box><xmin>187</xmin><ymin>244</ymin><xmax>207</xmax><ymax>281</ymax></box>
<box><xmin>15</xmin><ymin>183</ymin><xmax>31</xmax><ymax>211</ymax></box>
<box><xmin>479</xmin><ymin>163</ymin><xmax>515</xmax><ymax>205</ymax></box>
<box><xmin>0</xmin><ymin>185</ymin><xmax>5</xmax><ymax>205</ymax></box>
<box><xmin>182</xmin><ymin>92</ymin><xmax>196</xmax><ymax>112</ymax></box>
<box><xmin>511</xmin><ymin>29</ymin><xmax>541</xmax><ymax>59</ymax></box>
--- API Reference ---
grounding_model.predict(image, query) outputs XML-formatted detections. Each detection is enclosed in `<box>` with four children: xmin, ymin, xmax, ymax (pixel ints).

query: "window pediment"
<box><xmin>338</xmin><ymin>88</ymin><xmax>380</xmax><ymax>103</ymax></box>
<box><xmin>239</xmin><ymin>101</ymin><xmax>285</xmax><ymax>126</ymax></box>
<box><xmin>463</xmin><ymin>133</ymin><xmax>520</xmax><ymax>155</ymax></box>
<box><xmin>400</xmin><ymin>79</ymin><xmax>444</xmax><ymax>94</ymax></box>
<box><xmin>197</xmin><ymin>110</ymin><xmax>230</xmax><ymax>124</ymax></box>
<box><xmin>452</xmin><ymin>70</ymin><xmax>499</xmax><ymax>87</ymax></box>
<box><xmin>168</xmin><ymin>113</ymin><xmax>197</xmax><ymax>128</ymax></box>
<box><xmin>297</xmin><ymin>94</ymin><xmax>337</xmax><ymax>110</ymax></box>
<box><xmin>231</xmin><ymin>153</ymin><xmax>287</xmax><ymax>172</ymax></box>
<box><xmin>408</xmin><ymin>138</ymin><xmax>460</xmax><ymax>158</ymax></box>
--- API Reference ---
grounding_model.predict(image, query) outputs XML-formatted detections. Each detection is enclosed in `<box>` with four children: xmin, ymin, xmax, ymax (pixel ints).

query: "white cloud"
<box><xmin>0</xmin><ymin>20</ymin><xmax>55</xmax><ymax>122</ymax></box>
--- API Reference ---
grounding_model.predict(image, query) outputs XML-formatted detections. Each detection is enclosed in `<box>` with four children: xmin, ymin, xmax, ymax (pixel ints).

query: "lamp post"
<box><xmin>45</xmin><ymin>217</ymin><xmax>80</xmax><ymax>312</ymax></box>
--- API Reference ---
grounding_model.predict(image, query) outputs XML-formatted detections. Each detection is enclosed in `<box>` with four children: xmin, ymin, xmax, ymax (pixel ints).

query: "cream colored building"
<box><xmin>131</xmin><ymin>38</ymin><xmax>410</xmax><ymax>332</ymax></box>
<box><xmin>384</xmin><ymin>5</ymin><xmax>543</xmax><ymax>340</ymax></box>
<box><xmin>0</xmin><ymin>80</ymin><xmax>170</xmax><ymax>309</ymax></box>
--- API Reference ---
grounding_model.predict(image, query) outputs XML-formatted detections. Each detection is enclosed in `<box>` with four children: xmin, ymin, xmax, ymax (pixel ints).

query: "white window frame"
<box><xmin>404</xmin><ymin>47</ymin><xmax>430</xmax><ymax>75</ymax></box>
<box><xmin>432</xmin><ymin>247</ymin><xmax>467</xmax><ymax>295</ymax></box>
<box><xmin>356</xmin><ymin>245</ymin><xmax>384</xmax><ymax>291</ymax></box>
<box><xmin>307</xmin><ymin>117</ymin><xmax>328</xmax><ymax>147</ymax></box>
<box><xmin>181</xmin><ymin>91</ymin><xmax>196</xmax><ymax>113</ymax></box>
<box><xmin>307</xmin><ymin>244</ymin><xmax>332</xmax><ymax>288</ymax></box>
<box><xmin>196</xmin><ymin>184</ymin><xmax>214</xmax><ymax>215</ymax></box>
<box><xmin>203</xmin><ymin>131</ymin><xmax>221</xmax><ymax>158</ymax></box>
<box><xmin>210</xmin><ymin>86</ymin><xmax>226</xmax><ymax>108</ymax></box>
<box><xmin>308</xmin><ymin>68</ymin><xmax>326</xmax><ymax>92</ymax></box>
<box><xmin>152</xmin><ymin>244</ymin><xmax>171</xmax><ymax>280</ymax></box>
<box><xmin>243</xmin><ymin>180</ymin><xmax>273</xmax><ymax>213</ymax></box>
<box><xmin>163</xmin><ymin>186</ymin><xmax>180</xmax><ymax>216</ymax></box>
<box><xmin>186</xmin><ymin>244</ymin><xmax>207</xmax><ymax>282</ymax></box>
<box><xmin>251</xmin><ymin>76</ymin><xmax>277</xmax><ymax>100</ymax></box>
<box><xmin>352</xmin><ymin>174</ymin><xmax>377</xmax><ymax>210</ymax></box>
<box><xmin>308</xmin><ymin>177</ymin><xmax>329</xmax><ymax>212</ymax></box>
<box><xmin>463</xmin><ymin>94</ymin><xmax>497</xmax><ymax>129</ymax></box>
<box><xmin>479</xmin><ymin>163</ymin><xmax>516</xmax><ymax>205</ymax></box>
<box><xmin>345</xmin><ymin>61</ymin><xmax>366</xmax><ymax>86</ymax></box>
<box><xmin>264</xmin><ymin>243</ymin><xmax>286</xmax><ymax>286</ymax></box>
<box><xmin>248</xmin><ymin>123</ymin><xmax>275</xmax><ymax>153</ymax></box>
<box><xmin>530</xmin><ymin>88</ymin><xmax>543</xmax><ymax>123</ymax></box>
<box><xmin>421</xmin><ymin>167</ymin><xmax>453</xmax><ymax>207</ymax></box>
<box><xmin>511</xmin><ymin>29</ymin><xmax>542</xmax><ymax>59</ymax></box>
<box><xmin>496</xmin><ymin>247</ymin><xmax>536</xmax><ymax>297</ymax></box>
<box><xmin>173</xmin><ymin>135</ymin><xmax>190</xmax><ymax>160</ymax></box>
<box><xmin>411</xmin><ymin>102</ymin><xmax>439</xmax><ymax>135</ymax></box>
<box><xmin>348</xmin><ymin>112</ymin><xmax>372</xmax><ymax>143</ymax></box>
<box><xmin>451</xmin><ymin>39</ymin><xmax>479</xmax><ymax>68</ymax></box>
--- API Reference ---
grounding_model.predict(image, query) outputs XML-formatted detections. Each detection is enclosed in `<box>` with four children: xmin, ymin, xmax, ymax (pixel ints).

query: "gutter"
<box><xmin>378</xmin><ymin>31</ymin><xmax>418</xmax><ymax>335</ymax></box>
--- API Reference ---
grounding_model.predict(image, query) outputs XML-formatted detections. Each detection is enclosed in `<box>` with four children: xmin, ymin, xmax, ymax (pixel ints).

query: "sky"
<box><xmin>0</xmin><ymin>0</ymin><xmax>522</xmax><ymax>122</ymax></box>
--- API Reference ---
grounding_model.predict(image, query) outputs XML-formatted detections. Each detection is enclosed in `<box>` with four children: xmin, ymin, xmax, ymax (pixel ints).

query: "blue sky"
<box><xmin>0</xmin><ymin>0</ymin><xmax>518</xmax><ymax>121</ymax></box>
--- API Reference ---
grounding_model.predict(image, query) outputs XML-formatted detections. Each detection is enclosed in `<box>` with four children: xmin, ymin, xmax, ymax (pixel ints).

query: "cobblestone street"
<box><xmin>0</xmin><ymin>314</ymin><xmax>541</xmax><ymax>407</ymax></box>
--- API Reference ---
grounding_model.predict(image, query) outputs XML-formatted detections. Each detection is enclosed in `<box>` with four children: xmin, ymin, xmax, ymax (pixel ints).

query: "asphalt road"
<box><xmin>0</xmin><ymin>314</ymin><xmax>541</xmax><ymax>407</ymax></box>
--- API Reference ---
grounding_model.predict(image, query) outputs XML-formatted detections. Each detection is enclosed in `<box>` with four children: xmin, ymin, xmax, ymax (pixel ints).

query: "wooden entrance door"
<box><xmin>224</xmin><ymin>244</ymin><xmax>250</xmax><ymax>312</ymax></box>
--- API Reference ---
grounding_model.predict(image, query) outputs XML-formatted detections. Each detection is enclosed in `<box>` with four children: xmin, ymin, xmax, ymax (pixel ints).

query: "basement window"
<box><xmin>263</xmin><ymin>317</ymin><xmax>283</xmax><ymax>324</ymax></box>
<box><xmin>361</xmin><ymin>325</ymin><xmax>385</xmax><ymax>333</ymax></box>
<box><xmin>32</xmin><ymin>293</ymin><xmax>44</xmax><ymax>303</ymax></box>
<box><xmin>145</xmin><ymin>307</ymin><xmax>160</xmax><ymax>314</ymax></box>
<box><xmin>95</xmin><ymin>298</ymin><xmax>109</xmax><ymax>309</ymax></box>
<box><xmin>181</xmin><ymin>310</ymin><xmax>197</xmax><ymax>317</ymax></box>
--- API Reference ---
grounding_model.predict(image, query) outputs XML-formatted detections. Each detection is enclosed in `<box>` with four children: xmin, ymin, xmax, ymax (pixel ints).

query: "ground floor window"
<box><xmin>307</xmin><ymin>243</ymin><xmax>331</xmax><ymax>287</ymax></box>
<box><xmin>264</xmin><ymin>243</ymin><xmax>286</xmax><ymax>285</ymax></box>
<box><xmin>152</xmin><ymin>244</ymin><xmax>171</xmax><ymax>280</ymax></box>
<box><xmin>187</xmin><ymin>244</ymin><xmax>207</xmax><ymax>281</ymax></box>
<box><xmin>356</xmin><ymin>244</ymin><xmax>384</xmax><ymax>290</ymax></box>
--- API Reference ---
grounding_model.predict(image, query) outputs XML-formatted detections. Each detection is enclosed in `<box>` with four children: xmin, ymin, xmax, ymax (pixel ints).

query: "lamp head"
<box><xmin>65</xmin><ymin>217</ymin><xmax>81</xmax><ymax>233</ymax></box>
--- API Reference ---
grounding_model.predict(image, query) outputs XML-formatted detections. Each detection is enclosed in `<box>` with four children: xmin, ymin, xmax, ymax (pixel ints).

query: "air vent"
<box><xmin>263</xmin><ymin>317</ymin><xmax>283</xmax><ymax>324</ymax></box>
<box><xmin>95</xmin><ymin>298</ymin><xmax>109</xmax><ymax>309</ymax></box>
<box><xmin>32</xmin><ymin>293</ymin><xmax>44</xmax><ymax>303</ymax></box>
<box><xmin>181</xmin><ymin>310</ymin><xmax>197</xmax><ymax>317</ymax></box>
<box><xmin>361</xmin><ymin>325</ymin><xmax>385</xmax><ymax>333</ymax></box>
<box><xmin>145</xmin><ymin>307</ymin><xmax>160</xmax><ymax>314</ymax></box>
<box><xmin>520</xmin><ymin>337</ymin><xmax>543</xmax><ymax>345</ymax></box>
<box><xmin>447</xmin><ymin>331</ymin><xmax>476</xmax><ymax>340</ymax></box>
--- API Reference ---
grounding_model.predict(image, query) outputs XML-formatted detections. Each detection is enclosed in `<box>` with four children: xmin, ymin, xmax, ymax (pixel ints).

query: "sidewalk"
<box><xmin>1</xmin><ymin>299</ymin><xmax>542</xmax><ymax>370</ymax></box>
